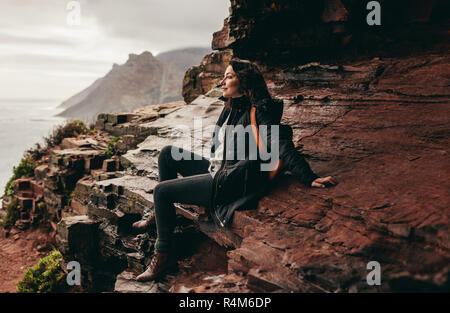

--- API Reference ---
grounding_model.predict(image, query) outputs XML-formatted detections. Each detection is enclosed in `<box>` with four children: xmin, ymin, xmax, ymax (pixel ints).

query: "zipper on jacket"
<box><xmin>213</xmin><ymin>169</ymin><xmax>226</xmax><ymax>227</ymax></box>
<box><xmin>213</xmin><ymin>115</ymin><xmax>228</xmax><ymax>229</ymax></box>
<box><xmin>212</xmin><ymin>106</ymin><xmax>247</xmax><ymax>228</ymax></box>
<box><xmin>215</xmin><ymin>208</ymin><xmax>225</xmax><ymax>227</ymax></box>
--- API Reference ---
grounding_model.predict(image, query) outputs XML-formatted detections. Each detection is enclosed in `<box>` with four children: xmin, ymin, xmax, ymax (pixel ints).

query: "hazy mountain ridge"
<box><xmin>58</xmin><ymin>47</ymin><xmax>211</xmax><ymax>123</ymax></box>
<box><xmin>58</xmin><ymin>77</ymin><xmax>104</xmax><ymax>110</ymax></box>
<box><xmin>155</xmin><ymin>47</ymin><xmax>211</xmax><ymax>72</ymax></box>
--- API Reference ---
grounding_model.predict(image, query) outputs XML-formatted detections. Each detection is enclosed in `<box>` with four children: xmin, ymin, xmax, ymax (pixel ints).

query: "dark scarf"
<box><xmin>218</xmin><ymin>95</ymin><xmax>252</xmax><ymax>112</ymax></box>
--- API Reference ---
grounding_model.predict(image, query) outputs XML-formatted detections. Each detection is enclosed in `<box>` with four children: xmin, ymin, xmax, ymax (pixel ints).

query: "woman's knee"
<box><xmin>159</xmin><ymin>145</ymin><xmax>173</xmax><ymax>160</ymax></box>
<box><xmin>153</xmin><ymin>182</ymin><xmax>165</xmax><ymax>203</ymax></box>
<box><xmin>158</xmin><ymin>145</ymin><xmax>174</xmax><ymax>166</ymax></box>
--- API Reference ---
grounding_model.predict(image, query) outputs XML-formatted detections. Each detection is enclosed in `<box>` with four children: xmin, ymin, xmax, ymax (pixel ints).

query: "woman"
<box><xmin>134</xmin><ymin>60</ymin><xmax>337</xmax><ymax>282</ymax></box>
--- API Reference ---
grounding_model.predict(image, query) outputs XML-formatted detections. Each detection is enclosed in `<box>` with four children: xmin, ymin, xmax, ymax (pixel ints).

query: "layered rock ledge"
<box><xmin>53</xmin><ymin>49</ymin><xmax>450</xmax><ymax>292</ymax></box>
<box><xmin>3</xmin><ymin>0</ymin><xmax>448</xmax><ymax>293</ymax></box>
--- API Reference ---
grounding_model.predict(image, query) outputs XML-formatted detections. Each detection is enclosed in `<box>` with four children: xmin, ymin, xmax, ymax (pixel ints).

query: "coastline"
<box><xmin>0</xmin><ymin>100</ymin><xmax>66</xmax><ymax>206</ymax></box>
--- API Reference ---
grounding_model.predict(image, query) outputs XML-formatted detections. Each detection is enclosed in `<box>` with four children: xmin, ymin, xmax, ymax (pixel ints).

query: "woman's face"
<box><xmin>221</xmin><ymin>65</ymin><xmax>242</xmax><ymax>98</ymax></box>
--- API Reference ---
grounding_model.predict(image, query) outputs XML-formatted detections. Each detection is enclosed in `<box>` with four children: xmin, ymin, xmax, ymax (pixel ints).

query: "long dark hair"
<box><xmin>225</xmin><ymin>59</ymin><xmax>272</xmax><ymax>109</ymax></box>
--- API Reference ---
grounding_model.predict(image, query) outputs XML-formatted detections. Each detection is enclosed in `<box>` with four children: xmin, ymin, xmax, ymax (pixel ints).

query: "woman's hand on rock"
<box><xmin>311</xmin><ymin>176</ymin><xmax>337</xmax><ymax>188</ymax></box>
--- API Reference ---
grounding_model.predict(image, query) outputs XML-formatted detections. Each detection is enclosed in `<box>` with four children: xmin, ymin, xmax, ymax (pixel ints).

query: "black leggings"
<box><xmin>154</xmin><ymin>145</ymin><xmax>213</xmax><ymax>253</ymax></box>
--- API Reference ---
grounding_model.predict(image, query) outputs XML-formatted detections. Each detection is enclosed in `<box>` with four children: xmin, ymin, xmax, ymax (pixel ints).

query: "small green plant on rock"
<box><xmin>44</xmin><ymin>119</ymin><xmax>88</xmax><ymax>148</ymax></box>
<box><xmin>105</xmin><ymin>136</ymin><xmax>122</xmax><ymax>159</ymax></box>
<box><xmin>32</xmin><ymin>200</ymin><xmax>47</xmax><ymax>226</ymax></box>
<box><xmin>17</xmin><ymin>250</ymin><xmax>67</xmax><ymax>293</ymax></box>
<box><xmin>1</xmin><ymin>197</ymin><xmax>20</xmax><ymax>229</ymax></box>
<box><xmin>88</xmin><ymin>122</ymin><xmax>97</xmax><ymax>134</ymax></box>
<box><xmin>3</xmin><ymin>157</ymin><xmax>37</xmax><ymax>197</ymax></box>
<box><xmin>67</xmin><ymin>190</ymin><xmax>76</xmax><ymax>204</ymax></box>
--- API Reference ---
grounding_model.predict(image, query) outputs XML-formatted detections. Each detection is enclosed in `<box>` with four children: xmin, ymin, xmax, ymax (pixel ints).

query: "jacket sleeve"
<box><xmin>254</xmin><ymin>98</ymin><xmax>278</xmax><ymax>167</ymax></box>
<box><xmin>279</xmin><ymin>134</ymin><xmax>319</xmax><ymax>187</ymax></box>
<box><xmin>255</xmin><ymin>99</ymin><xmax>319</xmax><ymax>187</ymax></box>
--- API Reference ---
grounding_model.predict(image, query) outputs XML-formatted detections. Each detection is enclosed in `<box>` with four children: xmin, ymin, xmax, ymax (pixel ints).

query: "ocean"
<box><xmin>0</xmin><ymin>100</ymin><xmax>66</xmax><ymax>206</ymax></box>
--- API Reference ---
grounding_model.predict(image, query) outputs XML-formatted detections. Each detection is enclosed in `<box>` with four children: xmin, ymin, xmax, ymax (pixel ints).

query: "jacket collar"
<box><xmin>218</xmin><ymin>95</ymin><xmax>251</xmax><ymax>111</ymax></box>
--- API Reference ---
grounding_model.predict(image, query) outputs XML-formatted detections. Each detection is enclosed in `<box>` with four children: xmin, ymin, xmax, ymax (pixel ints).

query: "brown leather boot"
<box><xmin>132</xmin><ymin>211</ymin><xmax>156</xmax><ymax>233</ymax></box>
<box><xmin>135</xmin><ymin>251</ymin><xmax>177</xmax><ymax>282</ymax></box>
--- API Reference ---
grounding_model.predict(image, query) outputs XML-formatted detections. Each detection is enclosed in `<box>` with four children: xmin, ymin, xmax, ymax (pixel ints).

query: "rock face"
<box><xmin>183</xmin><ymin>0</ymin><xmax>449</xmax><ymax>102</ymax></box>
<box><xmin>59</xmin><ymin>47</ymin><xmax>211</xmax><ymax>123</ymax></box>
<box><xmin>211</xmin><ymin>0</ymin><xmax>449</xmax><ymax>64</ymax></box>
<box><xmin>3</xmin><ymin>0</ymin><xmax>449</xmax><ymax>293</ymax></box>
<box><xmin>182</xmin><ymin>50</ymin><xmax>234</xmax><ymax>103</ymax></box>
<box><xmin>1</xmin><ymin>132</ymin><xmax>122</xmax><ymax>234</ymax></box>
<box><xmin>55</xmin><ymin>50</ymin><xmax>449</xmax><ymax>291</ymax></box>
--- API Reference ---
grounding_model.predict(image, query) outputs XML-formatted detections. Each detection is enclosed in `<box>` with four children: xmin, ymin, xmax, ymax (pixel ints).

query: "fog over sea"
<box><xmin>0</xmin><ymin>99</ymin><xmax>66</xmax><ymax>206</ymax></box>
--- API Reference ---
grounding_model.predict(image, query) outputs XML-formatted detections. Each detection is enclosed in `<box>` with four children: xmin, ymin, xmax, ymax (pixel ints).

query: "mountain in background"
<box><xmin>57</xmin><ymin>47</ymin><xmax>210</xmax><ymax>123</ymax></box>
<box><xmin>155</xmin><ymin>47</ymin><xmax>211</xmax><ymax>73</ymax></box>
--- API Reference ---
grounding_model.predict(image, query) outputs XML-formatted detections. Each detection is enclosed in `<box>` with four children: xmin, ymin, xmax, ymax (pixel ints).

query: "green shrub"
<box><xmin>17</xmin><ymin>250</ymin><xmax>67</xmax><ymax>293</ymax></box>
<box><xmin>3</xmin><ymin>157</ymin><xmax>37</xmax><ymax>197</ymax></box>
<box><xmin>25</xmin><ymin>120</ymin><xmax>89</xmax><ymax>161</ymax></box>
<box><xmin>32</xmin><ymin>200</ymin><xmax>47</xmax><ymax>225</ymax></box>
<box><xmin>44</xmin><ymin>120</ymin><xmax>88</xmax><ymax>149</ymax></box>
<box><xmin>24</xmin><ymin>142</ymin><xmax>46</xmax><ymax>162</ymax></box>
<box><xmin>105</xmin><ymin>136</ymin><xmax>122</xmax><ymax>159</ymax></box>
<box><xmin>67</xmin><ymin>190</ymin><xmax>76</xmax><ymax>204</ymax></box>
<box><xmin>88</xmin><ymin>122</ymin><xmax>96</xmax><ymax>132</ymax></box>
<box><xmin>1</xmin><ymin>197</ymin><xmax>20</xmax><ymax>229</ymax></box>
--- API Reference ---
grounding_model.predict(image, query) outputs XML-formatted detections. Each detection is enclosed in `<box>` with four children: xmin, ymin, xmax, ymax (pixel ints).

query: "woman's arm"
<box><xmin>254</xmin><ymin>99</ymin><xmax>336</xmax><ymax>187</ymax></box>
<box><xmin>280</xmin><ymin>130</ymin><xmax>338</xmax><ymax>187</ymax></box>
<box><xmin>254</xmin><ymin>100</ymin><xmax>317</xmax><ymax>186</ymax></box>
<box><xmin>279</xmin><ymin>135</ymin><xmax>320</xmax><ymax>187</ymax></box>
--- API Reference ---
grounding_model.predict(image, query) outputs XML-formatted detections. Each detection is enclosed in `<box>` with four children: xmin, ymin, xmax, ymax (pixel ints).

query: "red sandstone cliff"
<box><xmin>1</xmin><ymin>0</ymin><xmax>449</xmax><ymax>293</ymax></box>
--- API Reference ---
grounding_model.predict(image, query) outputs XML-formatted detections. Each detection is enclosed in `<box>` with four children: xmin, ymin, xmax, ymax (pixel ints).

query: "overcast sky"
<box><xmin>0</xmin><ymin>0</ymin><xmax>229</xmax><ymax>102</ymax></box>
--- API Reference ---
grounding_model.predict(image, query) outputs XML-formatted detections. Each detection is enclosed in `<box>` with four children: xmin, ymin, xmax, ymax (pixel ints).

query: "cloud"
<box><xmin>0</xmin><ymin>0</ymin><xmax>230</xmax><ymax>100</ymax></box>
<box><xmin>84</xmin><ymin>0</ymin><xmax>229</xmax><ymax>52</ymax></box>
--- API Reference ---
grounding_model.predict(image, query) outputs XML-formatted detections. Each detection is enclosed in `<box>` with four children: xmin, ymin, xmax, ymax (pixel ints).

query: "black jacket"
<box><xmin>209</xmin><ymin>95</ymin><xmax>319</xmax><ymax>228</ymax></box>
